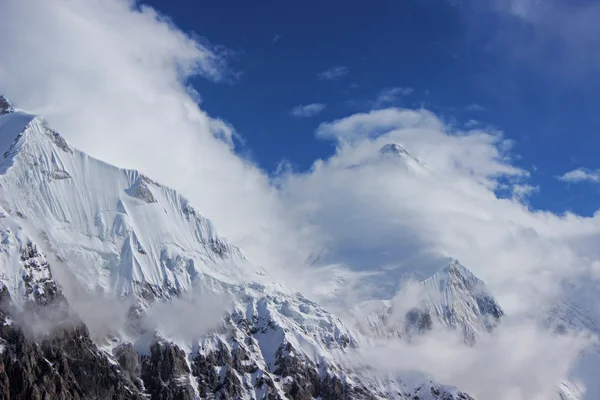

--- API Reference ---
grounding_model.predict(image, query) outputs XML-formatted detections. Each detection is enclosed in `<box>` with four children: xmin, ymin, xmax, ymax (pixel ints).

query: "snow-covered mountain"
<box><xmin>379</xmin><ymin>143</ymin><xmax>427</xmax><ymax>172</ymax></box>
<box><xmin>544</xmin><ymin>295</ymin><xmax>600</xmax><ymax>400</ymax></box>
<box><xmin>0</xmin><ymin>96</ymin><xmax>476</xmax><ymax>399</ymax></box>
<box><xmin>350</xmin><ymin>260</ymin><xmax>503</xmax><ymax>344</ymax></box>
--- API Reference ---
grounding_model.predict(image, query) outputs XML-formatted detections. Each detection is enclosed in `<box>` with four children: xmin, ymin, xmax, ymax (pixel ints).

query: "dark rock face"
<box><xmin>0</xmin><ymin>96</ymin><xmax>13</xmax><ymax>116</ymax></box>
<box><xmin>192</xmin><ymin>337</ymin><xmax>281</xmax><ymax>400</ymax></box>
<box><xmin>20</xmin><ymin>242</ymin><xmax>61</xmax><ymax>306</ymax></box>
<box><xmin>273</xmin><ymin>342</ymin><xmax>354</xmax><ymax>400</ymax></box>
<box><xmin>0</xmin><ymin>288</ymin><xmax>143</xmax><ymax>400</ymax></box>
<box><xmin>405</xmin><ymin>308</ymin><xmax>433</xmax><ymax>335</ymax></box>
<box><xmin>45</xmin><ymin>128</ymin><xmax>73</xmax><ymax>154</ymax></box>
<box><xmin>476</xmin><ymin>295</ymin><xmax>504</xmax><ymax>326</ymax></box>
<box><xmin>140</xmin><ymin>339</ymin><xmax>196</xmax><ymax>400</ymax></box>
<box><xmin>114</xmin><ymin>343</ymin><xmax>143</xmax><ymax>389</ymax></box>
<box><xmin>0</xmin><ymin>289</ymin><xmax>477</xmax><ymax>400</ymax></box>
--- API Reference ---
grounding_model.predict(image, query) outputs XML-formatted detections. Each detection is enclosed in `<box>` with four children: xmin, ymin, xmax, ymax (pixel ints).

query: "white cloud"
<box><xmin>512</xmin><ymin>183</ymin><xmax>538</xmax><ymax>200</ymax></box>
<box><xmin>559</xmin><ymin>168</ymin><xmax>600</xmax><ymax>184</ymax></box>
<box><xmin>316</xmin><ymin>108</ymin><xmax>444</xmax><ymax>141</ymax></box>
<box><xmin>464</xmin><ymin>0</ymin><xmax>600</xmax><ymax>80</ymax></box>
<box><xmin>317</xmin><ymin>65</ymin><xmax>349</xmax><ymax>81</ymax></box>
<box><xmin>466</xmin><ymin>103</ymin><xmax>485</xmax><ymax>112</ymax></box>
<box><xmin>464</xmin><ymin>119</ymin><xmax>479</xmax><ymax>129</ymax></box>
<box><xmin>290</xmin><ymin>103</ymin><xmax>326</xmax><ymax>118</ymax></box>
<box><xmin>374</xmin><ymin>87</ymin><xmax>414</xmax><ymax>107</ymax></box>
<box><xmin>349</xmin><ymin>322</ymin><xmax>592</xmax><ymax>400</ymax></box>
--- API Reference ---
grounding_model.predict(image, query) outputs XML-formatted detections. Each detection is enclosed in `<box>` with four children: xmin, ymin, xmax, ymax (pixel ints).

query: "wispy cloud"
<box><xmin>290</xmin><ymin>103</ymin><xmax>326</xmax><ymax>118</ymax></box>
<box><xmin>511</xmin><ymin>183</ymin><xmax>538</xmax><ymax>200</ymax></box>
<box><xmin>558</xmin><ymin>168</ymin><xmax>600</xmax><ymax>183</ymax></box>
<box><xmin>464</xmin><ymin>119</ymin><xmax>479</xmax><ymax>129</ymax></box>
<box><xmin>318</xmin><ymin>65</ymin><xmax>349</xmax><ymax>81</ymax></box>
<box><xmin>458</xmin><ymin>0</ymin><xmax>600</xmax><ymax>83</ymax></box>
<box><xmin>466</xmin><ymin>103</ymin><xmax>485</xmax><ymax>112</ymax></box>
<box><xmin>272</xmin><ymin>34</ymin><xmax>281</xmax><ymax>43</ymax></box>
<box><xmin>374</xmin><ymin>87</ymin><xmax>414</xmax><ymax>107</ymax></box>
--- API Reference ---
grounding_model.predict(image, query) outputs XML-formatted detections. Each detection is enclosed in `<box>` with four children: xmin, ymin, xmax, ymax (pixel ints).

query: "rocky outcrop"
<box><xmin>0</xmin><ymin>288</ymin><xmax>143</xmax><ymax>400</ymax></box>
<box><xmin>20</xmin><ymin>242</ymin><xmax>61</xmax><ymax>306</ymax></box>
<box><xmin>139</xmin><ymin>338</ymin><xmax>197</xmax><ymax>400</ymax></box>
<box><xmin>0</xmin><ymin>96</ymin><xmax>13</xmax><ymax>116</ymax></box>
<box><xmin>45</xmin><ymin>127</ymin><xmax>73</xmax><ymax>154</ymax></box>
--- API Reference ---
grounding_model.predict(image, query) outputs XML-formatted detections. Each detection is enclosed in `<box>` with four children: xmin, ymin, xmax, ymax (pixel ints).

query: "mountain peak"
<box><xmin>379</xmin><ymin>142</ymin><xmax>426</xmax><ymax>170</ymax></box>
<box><xmin>352</xmin><ymin>259</ymin><xmax>503</xmax><ymax>344</ymax></box>
<box><xmin>0</xmin><ymin>111</ymin><xmax>69</xmax><ymax>168</ymax></box>
<box><xmin>0</xmin><ymin>95</ymin><xmax>14</xmax><ymax>116</ymax></box>
<box><xmin>0</xmin><ymin>111</ymin><xmax>257</xmax><ymax>301</ymax></box>
<box><xmin>435</xmin><ymin>258</ymin><xmax>478</xmax><ymax>285</ymax></box>
<box><xmin>380</xmin><ymin>142</ymin><xmax>411</xmax><ymax>156</ymax></box>
<box><xmin>420</xmin><ymin>259</ymin><xmax>503</xmax><ymax>342</ymax></box>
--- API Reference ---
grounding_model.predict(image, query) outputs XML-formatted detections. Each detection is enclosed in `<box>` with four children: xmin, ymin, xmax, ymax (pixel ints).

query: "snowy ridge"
<box><xmin>420</xmin><ymin>260</ymin><xmax>503</xmax><ymax>341</ymax></box>
<box><xmin>0</xmin><ymin>104</ymin><xmax>475</xmax><ymax>399</ymax></box>
<box><xmin>353</xmin><ymin>260</ymin><xmax>503</xmax><ymax>344</ymax></box>
<box><xmin>0</xmin><ymin>110</ymin><xmax>257</xmax><ymax>301</ymax></box>
<box><xmin>545</xmin><ymin>300</ymin><xmax>600</xmax><ymax>338</ymax></box>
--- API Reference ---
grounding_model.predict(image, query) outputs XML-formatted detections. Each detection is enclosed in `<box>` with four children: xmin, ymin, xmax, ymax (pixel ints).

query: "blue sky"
<box><xmin>145</xmin><ymin>0</ymin><xmax>600</xmax><ymax>216</ymax></box>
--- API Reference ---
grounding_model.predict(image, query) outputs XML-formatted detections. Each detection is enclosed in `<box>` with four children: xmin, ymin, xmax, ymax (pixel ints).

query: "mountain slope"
<box><xmin>0</xmin><ymin>106</ymin><xmax>259</xmax><ymax>304</ymax></box>
<box><xmin>352</xmin><ymin>260</ymin><xmax>503</xmax><ymax>344</ymax></box>
<box><xmin>0</xmin><ymin>97</ymin><xmax>474</xmax><ymax>400</ymax></box>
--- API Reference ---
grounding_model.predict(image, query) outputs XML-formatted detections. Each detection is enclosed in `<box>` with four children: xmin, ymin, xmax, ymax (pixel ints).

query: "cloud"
<box><xmin>464</xmin><ymin>119</ymin><xmax>479</xmax><ymax>129</ymax></box>
<box><xmin>0</xmin><ymin>0</ymin><xmax>322</xmax><ymax>283</ymax></box>
<box><xmin>559</xmin><ymin>168</ymin><xmax>600</xmax><ymax>184</ymax></box>
<box><xmin>511</xmin><ymin>183</ymin><xmax>538</xmax><ymax>201</ymax></box>
<box><xmin>466</xmin><ymin>104</ymin><xmax>485</xmax><ymax>112</ymax></box>
<box><xmin>315</xmin><ymin>108</ymin><xmax>445</xmax><ymax>142</ymax></box>
<box><xmin>374</xmin><ymin>87</ymin><xmax>414</xmax><ymax>107</ymax></box>
<box><xmin>272</xmin><ymin>34</ymin><xmax>281</xmax><ymax>43</ymax></box>
<box><xmin>458</xmin><ymin>0</ymin><xmax>600</xmax><ymax>82</ymax></box>
<box><xmin>317</xmin><ymin>65</ymin><xmax>349</xmax><ymax>81</ymax></box>
<box><xmin>348</xmin><ymin>321</ymin><xmax>592</xmax><ymax>400</ymax></box>
<box><xmin>290</xmin><ymin>103</ymin><xmax>326</xmax><ymax>118</ymax></box>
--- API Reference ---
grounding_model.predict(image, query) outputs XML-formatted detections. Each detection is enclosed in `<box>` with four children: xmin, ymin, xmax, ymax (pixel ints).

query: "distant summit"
<box><xmin>0</xmin><ymin>95</ymin><xmax>13</xmax><ymax>116</ymax></box>
<box><xmin>352</xmin><ymin>259</ymin><xmax>503</xmax><ymax>344</ymax></box>
<box><xmin>379</xmin><ymin>142</ymin><xmax>426</xmax><ymax>170</ymax></box>
<box><xmin>380</xmin><ymin>143</ymin><xmax>411</xmax><ymax>157</ymax></box>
